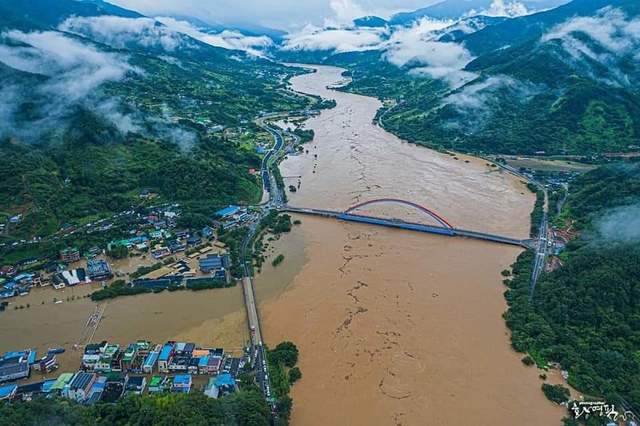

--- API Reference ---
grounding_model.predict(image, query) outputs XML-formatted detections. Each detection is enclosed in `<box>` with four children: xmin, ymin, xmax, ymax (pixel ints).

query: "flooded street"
<box><xmin>256</xmin><ymin>65</ymin><xmax>564</xmax><ymax>425</ymax></box>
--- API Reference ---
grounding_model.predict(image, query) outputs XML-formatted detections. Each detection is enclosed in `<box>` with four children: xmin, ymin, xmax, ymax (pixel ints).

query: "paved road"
<box><xmin>480</xmin><ymin>157</ymin><xmax>551</xmax><ymax>300</ymax></box>
<box><xmin>529</xmin><ymin>212</ymin><xmax>549</xmax><ymax>300</ymax></box>
<box><xmin>238</xmin><ymin>118</ymin><xmax>289</xmax><ymax>405</ymax></box>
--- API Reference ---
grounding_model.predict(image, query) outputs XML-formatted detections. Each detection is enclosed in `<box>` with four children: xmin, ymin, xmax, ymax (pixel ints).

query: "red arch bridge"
<box><xmin>279</xmin><ymin>198</ymin><xmax>534</xmax><ymax>248</ymax></box>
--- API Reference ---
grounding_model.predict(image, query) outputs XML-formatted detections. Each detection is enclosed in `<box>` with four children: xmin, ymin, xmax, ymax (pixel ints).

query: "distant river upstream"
<box><xmin>255</xmin><ymin>65</ymin><xmax>564</xmax><ymax>425</ymax></box>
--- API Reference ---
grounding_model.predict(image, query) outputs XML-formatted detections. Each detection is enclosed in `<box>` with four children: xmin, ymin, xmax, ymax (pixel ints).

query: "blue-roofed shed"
<box><xmin>173</xmin><ymin>375</ymin><xmax>191</xmax><ymax>385</ymax></box>
<box><xmin>0</xmin><ymin>384</ymin><xmax>17</xmax><ymax>400</ymax></box>
<box><xmin>215</xmin><ymin>205</ymin><xmax>240</xmax><ymax>218</ymax></box>
<box><xmin>198</xmin><ymin>356</ymin><xmax>209</xmax><ymax>367</ymax></box>
<box><xmin>42</xmin><ymin>379</ymin><xmax>56</xmax><ymax>393</ymax></box>
<box><xmin>171</xmin><ymin>374</ymin><xmax>192</xmax><ymax>393</ymax></box>
<box><xmin>143</xmin><ymin>351</ymin><xmax>159</xmax><ymax>373</ymax></box>
<box><xmin>159</xmin><ymin>344</ymin><xmax>174</xmax><ymax>362</ymax></box>
<box><xmin>214</xmin><ymin>373</ymin><xmax>235</xmax><ymax>387</ymax></box>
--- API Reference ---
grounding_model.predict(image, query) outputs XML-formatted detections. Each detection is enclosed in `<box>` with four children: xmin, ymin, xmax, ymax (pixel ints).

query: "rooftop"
<box><xmin>0</xmin><ymin>384</ymin><xmax>17</xmax><ymax>399</ymax></box>
<box><xmin>69</xmin><ymin>372</ymin><xmax>95</xmax><ymax>390</ymax></box>
<box><xmin>127</xmin><ymin>376</ymin><xmax>145</xmax><ymax>388</ymax></box>
<box><xmin>149</xmin><ymin>376</ymin><xmax>163</xmax><ymax>387</ymax></box>
<box><xmin>51</xmin><ymin>373</ymin><xmax>75</xmax><ymax>390</ymax></box>
<box><xmin>159</xmin><ymin>343</ymin><xmax>174</xmax><ymax>361</ymax></box>
<box><xmin>215</xmin><ymin>205</ymin><xmax>240</xmax><ymax>218</ymax></box>
<box><xmin>143</xmin><ymin>351</ymin><xmax>159</xmax><ymax>368</ymax></box>
<box><xmin>214</xmin><ymin>373</ymin><xmax>235</xmax><ymax>388</ymax></box>
<box><xmin>173</xmin><ymin>374</ymin><xmax>192</xmax><ymax>385</ymax></box>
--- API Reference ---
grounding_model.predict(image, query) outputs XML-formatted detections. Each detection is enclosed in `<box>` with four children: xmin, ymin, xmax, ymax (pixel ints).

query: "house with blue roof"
<box><xmin>158</xmin><ymin>343</ymin><xmax>174</xmax><ymax>373</ymax></box>
<box><xmin>0</xmin><ymin>384</ymin><xmax>17</xmax><ymax>400</ymax></box>
<box><xmin>204</xmin><ymin>373</ymin><xmax>236</xmax><ymax>399</ymax></box>
<box><xmin>215</xmin><ymin>205</ymin><xmax>240</xmax><ymax>218</ymax></box>
<box><xmin>143</xmin><ymin>351</ymin><xmax>159</xmax><ymax>374</ymax></box>
<box><xmin>171</xmin><ymin>374</ymin><xmax>192</xmax><ymax>393</ymax></box>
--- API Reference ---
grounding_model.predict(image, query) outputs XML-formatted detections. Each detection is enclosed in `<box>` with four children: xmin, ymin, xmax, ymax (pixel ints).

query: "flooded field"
<box><xmin>0</xmin><ymin>283</ymin><xmax>248</xmax><ymax>381</ymax></box>
<box><xmin>256</xmin><ymin>65</ymin><xmax>565</xmax><ymax>425</ymax></box>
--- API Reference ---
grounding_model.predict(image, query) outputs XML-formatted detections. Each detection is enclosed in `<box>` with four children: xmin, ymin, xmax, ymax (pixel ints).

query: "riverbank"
<box><xmin>255</xmin><ymin>65</ymin><xmax>565</xmax><ymax>425</ymax></box>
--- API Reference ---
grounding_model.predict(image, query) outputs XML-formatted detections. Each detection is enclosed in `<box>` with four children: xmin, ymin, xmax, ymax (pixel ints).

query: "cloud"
<box><xmin>0</xmin><ymin>30</ymin><xmax>138</xmax><ymax>141</ymax></box>
<box><xmin>384</xmin><ymin>18</ymin><xmax>476</xmax><ymax>87</ymax></box>
<box><xmin>59</xmin><ymin>16</ymin><xmax>187</xmax><ymax>51</ymax></box>
<box><xmin>0</xmin><ymin>30</ymin><xmax>134</xmax><ymax>100</ymax></box>
<box><xmin>282</xmin><ymin>16</ymin><xmax>479</xmax><ymax>87</ymax></box>
<box><xmin>596</xmin><ymin>203</ymin><xmax>640</xmax><ymax>243</ymax></box>
<box><xmin>542</xmin><ymin>7</ymin><xmax>640</xmax><ymax>85</ymax></box>
<box><xmin>109</xmin><ymin>0</ymin><xmax>432</xmax><ymax>30</ymax></box>
<box><xmin>441</xmin><ymin>75</ymin><xmax>542</xmax><ymax>131</ymax></box>
<box><xmin>329</xmin><ymin>0</ymin><xmax>368</xmax><ymax>24</ymax></box>
<box><xmin>283</xmin><ymin>24</ymin><xmax>388</xmax><ymax>52</ymax></box>
<box><xmin>470</xmin><ymin>0</ymin><xmax>529</xmax><ymax>18</ymax></box>
<box><xmin>61</xmin><ymin>15</ymin><xmax>273</xmax><ymax>56</ymax></box>
<box><xmin>155</xmin><ymin>17</ymin><xmax>273</xmax><ymax>56</ymax></box>
<box><xmin>543</xmin><ymin>7</ymin><xmax>640</xmax><ymax>57</ymax></box>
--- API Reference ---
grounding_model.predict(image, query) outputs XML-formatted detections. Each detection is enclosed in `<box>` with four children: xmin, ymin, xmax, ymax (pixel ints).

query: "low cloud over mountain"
<box><xmin>0</xmin><ymin>29</ymin><xmax>137</xmax><ymax>140</ymax></box>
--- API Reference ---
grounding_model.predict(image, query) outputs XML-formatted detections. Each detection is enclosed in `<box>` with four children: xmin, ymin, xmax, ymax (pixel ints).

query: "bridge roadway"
<box><xmin>280</xmin><ymin>206</ymin><xmax>534</xmax><ymax>249</ymax></box>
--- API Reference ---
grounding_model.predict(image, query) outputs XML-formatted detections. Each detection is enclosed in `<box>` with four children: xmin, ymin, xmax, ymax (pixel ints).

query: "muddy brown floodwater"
<box><xmin>0</xmin><ymin>282</ymin><xmax>249</xmax><ymax>382</ymax></box>
<box><xmin>256</xmin><ymin>65</ymin><xmax>565</xmax><ymax>425</ymax></box>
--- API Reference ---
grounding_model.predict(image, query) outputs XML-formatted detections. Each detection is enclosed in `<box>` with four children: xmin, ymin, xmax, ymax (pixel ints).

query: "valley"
<box><xmin>1</xmin><ymin>1</ymin><xmax>639</xmax><ymax>425</ymax></box>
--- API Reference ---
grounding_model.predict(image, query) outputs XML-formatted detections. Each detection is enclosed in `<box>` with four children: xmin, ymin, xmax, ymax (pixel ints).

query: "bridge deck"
<box><xmin>280</xmin><ymin>206</ymin><xmax>533</xmax><ymax>249</ymax></box>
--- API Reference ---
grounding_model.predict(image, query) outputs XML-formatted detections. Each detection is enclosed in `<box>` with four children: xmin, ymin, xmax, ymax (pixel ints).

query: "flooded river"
<box><xmin>256</xmin><ymin>65</ymin><xmax>564</xmax><ymax>425</ymax></box>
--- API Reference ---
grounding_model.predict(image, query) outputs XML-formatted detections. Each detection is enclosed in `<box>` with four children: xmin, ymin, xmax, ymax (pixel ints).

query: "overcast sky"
<box><xmin>109</xmin><ymin>0</ymin><xmax>440</xmax><ymax>30</ymax></box>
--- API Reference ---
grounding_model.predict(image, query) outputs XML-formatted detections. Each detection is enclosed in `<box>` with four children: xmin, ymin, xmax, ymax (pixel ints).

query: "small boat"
<box><xmin>48</xmin><ymin>347</ymin><xmax>65</xmax><ymax>355</ymax></box>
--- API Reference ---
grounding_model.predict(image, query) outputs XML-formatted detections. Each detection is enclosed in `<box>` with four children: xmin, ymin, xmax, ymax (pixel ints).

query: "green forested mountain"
<box><xmin>310</xmin><ymin>0</ymin><xmax>640</xmax><ymax>156</ymax></box>
<box><xmin>388</xmin><ymin>0</ymin><xmax>569</xmax><ymax>24</ymax></box>
<box><xmin>461</xmin><ymin>0</ymin><xmax>640</xmax><ymax>55</ymax></box>
<box><xmin>0</xmin><ymin>0</ymin><xmax>143</xmax><ymax>30</ymax></box>
<box><xmin>0</xmin><ymin>0</ymin><xmax>311</xmax><ymax>248</ymax></box>
<box><xmin>504</xmin><ymin>163</ymin><xmax>640</xmax><ymax>408</ymax></box>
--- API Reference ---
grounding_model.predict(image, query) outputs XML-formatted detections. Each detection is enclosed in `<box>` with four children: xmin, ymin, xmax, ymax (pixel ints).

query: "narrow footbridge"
<box><xmin>280</xmin><ymin>198</ymin><xmax>534</xmax><ymax>249</ymax></box>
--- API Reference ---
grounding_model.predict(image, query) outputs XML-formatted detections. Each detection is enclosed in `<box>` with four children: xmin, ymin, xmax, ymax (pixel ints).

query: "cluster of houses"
<box><xmin>0</xmin><ymin>340</ymin><xmax>244</xmax><ymax>404</ymax></box>
<box><xmin>214</xmin><ymin>205</ymin><xmax>253</xmax><ymax>230</ymax></box>
<box><xmin>0</xmin><ymin>349</ymin><xmax>60</xmax><ymax>384</ymax></box>
<box><xmin>1</xmin><ymin>203</ymin><xmax>243</xmax><ymax>303</ymax></box>
<box><xmin>0</xmin><ymin>257</ymin><xmax>115</xmax><ymax>300</ymax></box>
<box><xmin>80</xmin><ymin>340</ymin><xmax>243</xmax><ymax>379</ymax></box>
<box><xmin>0</xmin><ymin>273</ymin><xmax>42</xmax><ymax>299</ymax></box>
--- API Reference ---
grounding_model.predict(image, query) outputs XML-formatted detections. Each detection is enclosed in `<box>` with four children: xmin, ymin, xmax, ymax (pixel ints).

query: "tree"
<box><xmin>521</xmin><ymin>356</ymin><xmax>535</xmax><ymax>366</ymax></box>
<box><xmin>288</xmin><ymin>367</ymin><xmax>302</xmax><ymax>384</ymax></box>
<box><xmin>106</xmin><ymin>245</ymin><xmax>128</xmax><ymax>259</ymax></box>
<box><xmin>270</xmin><ymin>341</ymin><xmax>299</xmax><ymax>368</ymax></box>
<box><xmin>275</xmin><ymin>396</ymin><xmax>293</xmax><ymax>424</ymax></box>
<box><xmin>542</xmin><ymin>384</ymin><xmax>570</xmax><ymax>404</ymax></box>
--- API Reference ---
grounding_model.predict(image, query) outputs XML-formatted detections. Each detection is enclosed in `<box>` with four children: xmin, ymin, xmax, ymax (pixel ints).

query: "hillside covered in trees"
<box><xmin>504</xmin><ymin>163</ymin><xmax>640</xmax><ymax>408</ymax></box>
<box><xmin>306</xmin><ymin>0</ymin><xmax>640</xmax><ymax>156</ymax></box>
<box><xmin>0</xmin><ymin>0</ymin><xmax>313</xmax><ymax>249</ymax></box>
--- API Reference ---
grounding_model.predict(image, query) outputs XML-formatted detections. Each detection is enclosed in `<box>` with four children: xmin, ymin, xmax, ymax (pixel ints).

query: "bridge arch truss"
<box><xmin>345</xmin><ymin>198</ymin><xmax>454</xmax><ymax>229</ymax></box>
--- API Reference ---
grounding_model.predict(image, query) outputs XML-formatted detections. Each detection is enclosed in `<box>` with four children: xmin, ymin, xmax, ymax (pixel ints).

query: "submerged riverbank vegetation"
<box><xmin>267</xmin><ymin>341</ymin><xmax>301</xmax><ymax>425</ymax></box>
<box><xmin>90</xmin><ymin>274</ymin><xmax>234</xmax><ymax>301</ymax></box>
<box><xmin>504</xmin><ymin>163</ymin><xmax>640</xmax><ymax>412</ymax></box>
<box><xmin>528</xmin><ymin>183</ymin><xmax>546</xmax><ymax>238</ymax></box>
<box><xmin>252</xmin><ymin>213</ymin><xmax>293</xmax><ymax>272</ymax></box>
